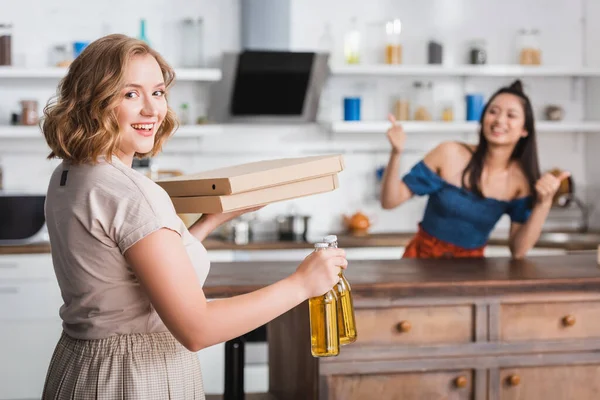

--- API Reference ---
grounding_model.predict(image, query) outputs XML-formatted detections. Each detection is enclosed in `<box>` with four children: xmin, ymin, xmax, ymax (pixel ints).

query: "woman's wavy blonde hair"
<box><xmin>42</xmin><ymin>34</ymin><xmax>178</xmax><ymax>164</ymax></box>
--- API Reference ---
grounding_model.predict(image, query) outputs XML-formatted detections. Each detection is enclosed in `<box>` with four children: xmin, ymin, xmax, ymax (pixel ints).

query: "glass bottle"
<box><xmin>181</xmin><ymin>18</ymin><xmax>205</xmax><ymax>67</ymax></box>
<box><xmin>318</xmin><ymin>23</ymin><xmax>334</xmax><ymax>55</ymax></box>
<box><xmin>138</xmin><ymin>19</ymin><xmax>150</xmax><ymax>46</ymax></box>
<box><xmin>384</xmin><ymin>18</ymin><xmax>402</xmax><ymax>64</ymax></box>
<box><xmin>469</xmin><ymin>39</ymin><xmax>487</xmax><ymax>65</ymax></box>
<box><xmin>308</xmin><ymin>242</ymin><xmax>340</xmax><ymax>357</ymax></box>
<box><xmin>412</xmin><ymin>81</ymin><xmax>432</xmax><ymax>121</ymax></box>
<box><xmin>323</xmin><ymin>235</ymin><xmax>357</xmax><ymax>345</ymax></box>
<box><xmin>344</xmin><ymin>17</ymin><xmax>361</xmax><ymax>64</ymax></box>
<box><xmin>392</xmin><ymin>95</ymin><xmax>410</xmax><ymax>121</ymax></box>
<box><xmin>180</xmin><ymin>103</ymin><xmax>190</xmax><ymax>125</ymax></box>
<box><xmin>518</xmin><ymin>29</ymin><xmax>541</xmax><ymax>65</ymax></box>
<box><xmin>20</xmin><ymin>100</ymin><xmax>39</xmax><ymax>126</ymax></box>
<box><xmin>0</xmin><ymin>23</ymin><xmax>12</xmax><ymax>66</ymax></box>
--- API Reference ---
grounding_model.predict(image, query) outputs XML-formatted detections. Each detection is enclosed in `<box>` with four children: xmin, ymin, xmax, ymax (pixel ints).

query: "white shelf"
<box><xmin>329</xmin><ymin>64</ymin><xmax>600</xmax><ymax>78</ymax></box>
<box><xmin>0</xmin><ymin>67</ymin><xmax>222</xmax><ymax>81</ymax></box>
<box><xmin>330</xmin><ymin>121</ymin><xmax>600</xmax><ymax>134</ymax></box>
<box><xmin>0</xmin><ymin>124</ymin><xmax>223</xmax><ymax>139</ymax></box>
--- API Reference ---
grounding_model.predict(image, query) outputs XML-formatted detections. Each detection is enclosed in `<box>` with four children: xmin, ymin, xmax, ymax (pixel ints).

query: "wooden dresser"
<box><xmin>204</xmin><ymin>253</ymin><xmax>600</xmax><ymax>400</ymax></box>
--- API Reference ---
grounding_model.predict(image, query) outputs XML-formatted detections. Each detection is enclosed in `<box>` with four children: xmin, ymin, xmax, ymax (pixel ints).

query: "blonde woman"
<box><xmin>41</xmin><ymin>34</ymin><xmax>347</xmax><ymax>399</ymax></box>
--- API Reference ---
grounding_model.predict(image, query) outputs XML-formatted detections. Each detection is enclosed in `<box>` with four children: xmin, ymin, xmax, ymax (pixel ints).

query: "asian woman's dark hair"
<box><xmin>461</xmin><ymin>79</ymin><xmax>541</xmax><ymax>203</ymax></box>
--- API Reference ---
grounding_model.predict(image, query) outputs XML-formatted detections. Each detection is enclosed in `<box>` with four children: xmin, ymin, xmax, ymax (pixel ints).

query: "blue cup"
<box><xmin>73</xmin><ymin>41</ymin><xmax>90</xmax><ymax>58</ymax></box>
<box><xmin>466</xmin><ymin>94</ymin><xmax>485</xmax><ymax>121</ymax></box>
<box><xmin>343</xmin><ymin>97</ymin><xmax>361</xmax><ymax>121</ymax></box>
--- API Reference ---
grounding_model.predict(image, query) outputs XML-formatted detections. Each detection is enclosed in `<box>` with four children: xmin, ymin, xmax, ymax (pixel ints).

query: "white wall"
<box><xmin>0</xmin><ymin>0</ymin><xmax>597</xmax><ymax>239</ymax></box>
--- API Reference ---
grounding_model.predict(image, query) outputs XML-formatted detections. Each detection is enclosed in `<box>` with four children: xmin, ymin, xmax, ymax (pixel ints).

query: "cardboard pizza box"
<box><xmin>170</xmin><ymin>174</ymin><xmax>339</xmax><ymax>214</ymax></box>
<box><xmin>156</xmin><ymin>154</ymin><xmax>344</xmax><ymax>197</ymax></box>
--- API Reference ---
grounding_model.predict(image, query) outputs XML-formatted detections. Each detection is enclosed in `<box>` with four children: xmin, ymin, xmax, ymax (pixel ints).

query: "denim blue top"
<box><xmin>402</xmin><ymin>161</ymin><xmax>533</xmax><ymax>249</ymax></box>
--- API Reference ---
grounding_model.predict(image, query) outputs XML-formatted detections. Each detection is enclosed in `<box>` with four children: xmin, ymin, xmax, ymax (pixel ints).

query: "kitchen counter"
<box><xmin>222</xmin><ymin>253</ymin><xmax>600</xmax><ymax>400</ymax></box>
<box><xmin>1</xmin><ymin>231</ymin><xmax>597</xmax><ymax>255</ymax></box>
<box><xmin>204</xmin><ymin>253</ymin><xmax>600</xmax><ymax>298</ymax></box>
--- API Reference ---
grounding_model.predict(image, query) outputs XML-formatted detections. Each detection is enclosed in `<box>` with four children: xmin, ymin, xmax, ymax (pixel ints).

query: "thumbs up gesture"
<box><xmin>536</xmin><ymin>170</ymin><xmax>571</xmax><ymax>205</ymax></box>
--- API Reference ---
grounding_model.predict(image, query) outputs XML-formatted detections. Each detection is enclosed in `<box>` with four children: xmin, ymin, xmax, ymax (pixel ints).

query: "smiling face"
<box><xmin>115</xmin><ymin>53</ymin><xmax>167</xmax><ymax>165</ymax></box>
<box><xmin>482</xmin><ymin>93</ymin><xmax>528</xmax><ymax>146</ymax></box>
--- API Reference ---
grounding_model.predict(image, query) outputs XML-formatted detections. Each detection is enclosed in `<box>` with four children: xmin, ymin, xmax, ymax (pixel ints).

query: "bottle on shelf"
<box><xmin>181</xmin><ymin>18</ymin><xmax>205</xmax><ymax>67</ymax></box>
<box><xmin>138</xmin><ymin>19</ymin><xmax>151</xmax><ymax>46</ymax></box>
<box><xmin>384</xmin><ymin>18</ymin><xmax>402</xmax><ymax>65</ymax></box>
<box><xmin>344</xmin><ymin>17</ymin><xmax>361</xmax><ymax>64</ymax></box>
<box><xmin>308</xmin><ymin>242</ymin><xmax>340</xmax><ymax>357</ymax></box>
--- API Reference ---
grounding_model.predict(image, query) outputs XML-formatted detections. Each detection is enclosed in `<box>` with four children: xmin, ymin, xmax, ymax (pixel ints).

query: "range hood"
<box><xmin>208</xmin><ymin>0</ymin><xmax>329</xmax><ymax>124</ymax></box>
<box><xmin>209</xmin><ymin>50</ymin><xmax>329</xmax><ymax>124</ymax></box>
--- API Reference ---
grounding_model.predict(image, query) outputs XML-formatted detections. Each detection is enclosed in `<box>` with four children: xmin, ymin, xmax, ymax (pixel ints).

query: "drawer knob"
<box><xmin>508</xmin><ymin>374</ymin><xmax>521</xmax><ymax>386</ymax></box>
<box><xmin>396</xmin><ymin>321</ymin><xmax>412</xmax><ymax>333</ymax></box>
<box><xmin>562</xmin><ymin>315</ymin><xmax>576</xmax><ymax>327</ymax></box>
<box><xmin>454</xmin><ymin>376</ymin><xmax>468</xmax><ymax>388</ymax></box>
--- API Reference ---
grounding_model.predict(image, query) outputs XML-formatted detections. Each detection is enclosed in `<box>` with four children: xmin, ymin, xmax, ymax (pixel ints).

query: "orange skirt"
<box><xmin>402</xmin><ymin>225</ymin><xmax>485</xmax><ymax>259</ymax></box>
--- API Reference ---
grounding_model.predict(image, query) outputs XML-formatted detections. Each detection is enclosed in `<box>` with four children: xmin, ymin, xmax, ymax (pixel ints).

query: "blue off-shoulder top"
<box><xmin>402</xmin><ymin>161</ymin><xmax>533</xmax><ymax>249</ymax></box>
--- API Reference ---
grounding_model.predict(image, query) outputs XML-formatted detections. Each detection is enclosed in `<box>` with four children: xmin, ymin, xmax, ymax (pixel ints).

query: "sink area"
<box><xmin>537</xmin><ymin>232</ymin><xmax>600</xmax><ymax>246</ymax></box>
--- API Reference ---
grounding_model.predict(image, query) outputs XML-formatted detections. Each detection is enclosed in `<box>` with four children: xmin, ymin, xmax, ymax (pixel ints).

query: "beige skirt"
<box><xmin>42</xmin><ymin>331</ymin><xmax>205</xmax><ymax>400</ymax></box>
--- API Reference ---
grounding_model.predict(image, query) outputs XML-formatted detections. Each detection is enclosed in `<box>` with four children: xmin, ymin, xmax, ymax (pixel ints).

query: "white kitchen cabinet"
<box><xmin>0</xmin><ymin>320</ymin><xmax>62</xmax><ymax>400</ymax></box>
<box><xmin>0</xmin><ymin>253</ymin><xmax>62</xmax><ymax>400</ymax></box>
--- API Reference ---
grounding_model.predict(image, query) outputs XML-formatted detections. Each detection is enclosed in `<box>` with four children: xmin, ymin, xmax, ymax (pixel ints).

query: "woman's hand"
<box><xmin>386</xmin><ymin>114</ymin><xmax>406</xmax><ymax>154</ymax></box>
<box><xmin>205</xmin><ymin>205</ymin><xmax>264</xmax><ymax>227</ymax></box>
<box><xmin>535</xmin><ymin>171</ymin><xmax>571</xmax><ymax>205</ymax></box>
<box><xmin>292</xmin><ymin>248</ymin><xmax>348</xmax><ymax>299</ymax></box>
<box><xmin>189</xmin><ymin>206</ymin><xmax>264</xmax><ymax>241</ymax></box>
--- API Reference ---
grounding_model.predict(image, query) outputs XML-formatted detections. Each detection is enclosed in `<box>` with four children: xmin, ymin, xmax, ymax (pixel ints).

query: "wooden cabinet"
<box><xmin>500</xmin><ymin>300</ymin><xmax>600</xmax><ymax>341</ymax></box>
<box><xmin>200</xmin><ymin>253</ymin><xmax>600</xmax><ymax>399</ymax></box>
<box><xmin>499</xmin><ymin>365</ymin><xmax>600</xmax><ymax>400</ymax></box>
<box><xmin>267</xmin><ymin>293</ymin><xmax>600</xmax><ymax>400</ymax></box>
<box><xmin>355</xmin><ymin>305</ymin><xmax>473</xmax><ymax>345</ymax></box>
<box><xmin>325</xmin><ymin>370</ymin><xmax>474</xmax><ymax>400</ymax></box>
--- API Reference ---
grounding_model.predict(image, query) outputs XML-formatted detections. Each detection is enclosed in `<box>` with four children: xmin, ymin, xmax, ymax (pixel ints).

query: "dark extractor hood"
<box><xmin>209</xmin><ymin>50</ymin><xmax>329</xmax><ymax>124</ymax></box>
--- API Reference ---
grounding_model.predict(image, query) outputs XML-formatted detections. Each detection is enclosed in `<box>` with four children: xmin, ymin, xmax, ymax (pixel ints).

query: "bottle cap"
<box><xmin>314</xmin><ymin>242</ymin><xmax>329</xmax><ymax>249</ymax></box>
<box><xmin>323</xmin><ymin>235</ymin><xmax>338</xmax><ymax>244</ymax></box>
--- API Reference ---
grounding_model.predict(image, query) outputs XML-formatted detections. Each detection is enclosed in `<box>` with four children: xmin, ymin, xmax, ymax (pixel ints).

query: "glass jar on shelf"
<box><xmin>469</xmin><ymin>39</ymin><xmax>487</xmax><ymax>65</ymax></box>
<box><xmin>391</xmin><ymin>95</ymin><xmax>410</xmax><ymax>121</ymax></box>
<box><xmin>20</xmin><ymin>100</ymin><xmax>39</xmax><ymax>126</ymax></box>
<box><xmin>441</xmin><ymin>102</ymin><xmax>454</xmax><ymax>122</ymax></box>
<box><xmin>412</xmin><ymin>81</ymin><xmax>433</xmax><ymax>121</ymax></box>
<box><xmin>0</xmin><ymin>23</ymin><xmax>12</xmax><ymax>66</ymax></box>
<box><xmin>518</xmin><ymin>29</ymin><xmax>541</xmax><ymax>65</ymax></box>
<box><xmin>51</xmin><ymin>45</ymin><xmax>72</xmax><ymax>67</ymax></box>
<box><xmin>384</xmin><ymin>18</ymin><xmax>402</xmax><ymax>64</ymax></box>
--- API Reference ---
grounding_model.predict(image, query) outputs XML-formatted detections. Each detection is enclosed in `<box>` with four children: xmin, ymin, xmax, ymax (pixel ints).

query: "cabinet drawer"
<box><xmin>326</xmin><ymin>370</ymin><xmax>473</xmax><ymax>400</ymax></box>
<box><xmin>0</xmin><ymin>254</ymin><xmax>55</xmax><ymax>280</ymax></box>
<box><xmin>500</xmin><ymin>301</ymin><xmax>600</xmax><ymax>341</ymax></box>
<box><xmin>499</xmin><ymin>365</ymin><xmax>600</xmax><ymax>400</ymax></box>
<box><xmin>0</xmin><ymin>280</ymin><xmax>62</xmax><ymax>320</ymax></box>
<box><xmin>355</xmin><ymin>305</ymin><xmax>473</xmax><ymax>345</ymax></box>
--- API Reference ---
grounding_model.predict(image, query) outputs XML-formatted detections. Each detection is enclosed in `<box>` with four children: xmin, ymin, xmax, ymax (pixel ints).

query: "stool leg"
<box><xmin>224</xmin><ymin>336</ymin><xmax>245</xmax><ymax>400</ymax></box>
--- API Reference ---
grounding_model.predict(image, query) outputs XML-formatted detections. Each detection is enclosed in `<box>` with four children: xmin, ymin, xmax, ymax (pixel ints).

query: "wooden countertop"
<box><xmin>1</xmin><ymin>231</ymin><xmax>594</xmax><ymax>255</ymax></box>
<box><xmin>203</xmin><ymin>253</ymin><xmax>600</xmax><ymax>298</ymax></box>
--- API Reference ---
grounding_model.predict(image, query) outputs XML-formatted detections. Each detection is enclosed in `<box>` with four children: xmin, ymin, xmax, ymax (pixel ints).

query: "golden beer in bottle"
<box><xmin>308</xmin><ymin>242</ymin><xmax>340</xmax><ymax>357</ymax></box>
<box><xmin>323</xmin><ymin>235</ymin><xmax>357</xmax><ymax>345</ymax></box>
